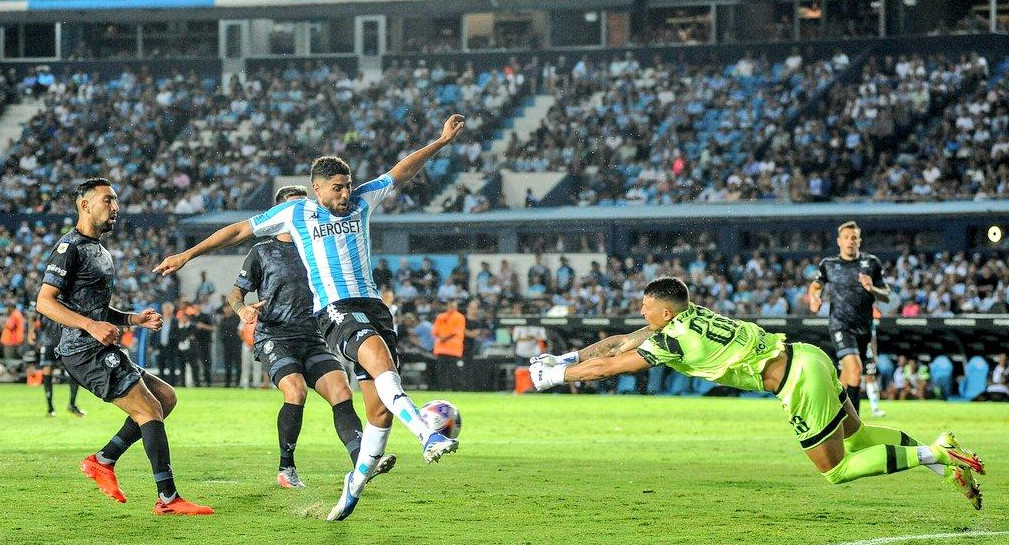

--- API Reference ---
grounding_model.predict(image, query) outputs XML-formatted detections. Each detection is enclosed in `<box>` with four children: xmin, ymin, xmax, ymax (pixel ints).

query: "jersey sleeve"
<box><xmin>352</xmin><ymin>173</ymin><xmax>395</xmax><ymax>208</ymax></box>
<box><xmin>636</xmin><ymin>332</ymin><xmax>684</xmax><ymax>368</ymax></box>
<box><xmin>234</xmin><ymin>249</ymin><xmax>262</xmax><ymax>293</ymax></box>
<box><xmin>871</xmin><ymin>256</ymin><xmax>885</xmax><ymax>287</ymax></box>
<box><xmin>248</xmin><ymin>200</ymin><xmax>298</xmax><ymax>237</ymax></box>
<box><xmin>813</xmin><ymin>258</ymin><xmax>829</xmax><ymax>285</ymax></box>
<box><xmin>42</xmin><ymin>241</ymin><xmax>80</xmax><ymax>292</ymax></box>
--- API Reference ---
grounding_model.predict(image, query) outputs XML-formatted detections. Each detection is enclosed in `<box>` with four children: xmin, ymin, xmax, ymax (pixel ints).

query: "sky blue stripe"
<box><xmin>250</xmin><ymin>200</ymin><xmax>296</xmax><ymax>228</ymax></box>
<box><xmin>318</xmin><ymin>207</ymin><xmax>350</xmax><ymax>301</ymax></box>
<box><xmin>354</xmin><ymin>175</ymin><xmax>392</xmax><ymax>196</ymax></box>
<box><xmin>345</xmin><ymin>200</ymin><xmax>370</xmax><ymax>298</ymax></box>
<box><xmin>291</xmin><ymin>201</ymin><xmax>326</xmax><ymax>308</ymax></box>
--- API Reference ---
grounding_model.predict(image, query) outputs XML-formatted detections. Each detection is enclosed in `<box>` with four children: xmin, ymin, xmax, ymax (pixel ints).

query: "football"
<box><xmin>420</xmin><ymin>399</ymin><xmax>462</xmax><ymax>439</ymax></box>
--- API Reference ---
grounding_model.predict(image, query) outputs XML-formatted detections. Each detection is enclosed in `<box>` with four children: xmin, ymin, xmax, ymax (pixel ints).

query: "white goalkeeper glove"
<box><xmin>529</xmin><ymin>351</ymin><xmax>579</xmax><ymax>367</ymax></box>
<box><xmin>529</xmin><ymin>362</ymin><xmax>568</xmax><ymax>391</ymax></box>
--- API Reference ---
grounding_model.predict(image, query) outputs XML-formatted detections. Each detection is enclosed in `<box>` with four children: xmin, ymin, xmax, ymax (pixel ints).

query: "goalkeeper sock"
<box><xmin>333</xmin><ymin>400</ymin><xmax>364</xmax><ymax>464</ymax></box>
<box><xmin>842</xmin><ymin>425</ymin><xmax>944</xmax><ymax>476</ymax></box>
<box><xmin>277</xmin><ymin>403</ymin><xmax>304</xmax><ymax>470</ymax></box>
<box><xmin>97</xmin><ymin>417</ymin><xmax>143</xmax><ymax>465</ymax></box>
<box><xmin>822</xmin><ymin>444</ymin><xmax>922</xmax><ymax>484</ymax></box>
<box><xmin>349</xmin><ymin>423</ymin><xmax>391</xmax><ymax>497</ymax></box>
<box><xmin>43</xmin><ymin>374</ymin><xmax>54</xmax><ymax>413</ymax></box>
<box><xmin>865</xmin><ymin>380</ymin><xmax>881</xmax><ymax>412</ymax></box>
<box><xmin>374</xmin><ymin>371</ymin><xmax>431</xmax><ymax>444</ymax></box>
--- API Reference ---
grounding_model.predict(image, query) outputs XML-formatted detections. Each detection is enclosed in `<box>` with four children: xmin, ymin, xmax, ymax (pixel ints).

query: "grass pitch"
<box><xmin>0</xmin><ymin>384</ymin><xmax>1004</xmax><ymax>545</ymax></box>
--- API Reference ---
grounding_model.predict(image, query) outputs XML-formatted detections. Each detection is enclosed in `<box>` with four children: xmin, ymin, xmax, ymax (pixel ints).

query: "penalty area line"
<box><xmin>835</xmin><ymin>530</ymin><xmax>1009</xmax><ymax>545</ymax></box>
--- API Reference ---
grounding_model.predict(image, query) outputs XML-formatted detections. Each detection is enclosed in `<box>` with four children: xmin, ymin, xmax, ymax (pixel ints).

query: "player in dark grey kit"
<box><xmin>36</xmin><ymin>178</ymin><xmax>212</xmax><ymax>515</ymax></box>
<box><xmin>228</xmin><ymin>185</ymin><xmax>395</xmax><ymax>489</ymax></box>
<box><xmin>808</xmin><ymin>221</ymin><xmax>889</xmax><ymax>417</ymax></box>
<box><xmin>34</xmin><ymin>313</ymin><xmax>85</xmax><ymax>417</ymax></box>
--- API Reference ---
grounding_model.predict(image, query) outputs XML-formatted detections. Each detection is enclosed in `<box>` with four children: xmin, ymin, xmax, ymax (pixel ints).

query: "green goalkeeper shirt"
<box><xmin>636</xmin><ymin>303</ymin><xmax>786</xmax><ymax>392</ymax></box>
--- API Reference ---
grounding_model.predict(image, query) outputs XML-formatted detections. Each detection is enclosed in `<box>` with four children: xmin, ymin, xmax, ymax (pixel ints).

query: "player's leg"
<box><xmin>785</xmin><ymin>344</ymin><xmax>984</xmax><ymax>492</ymax></box>
<box><xmin>327</xmin><ymin>378</ymin><xmax>392</xmax><ymax>521</ymax></box>
<box><xmin>863</xmin><ymin>333</ymin><xmax>884</xmax><ymax>417</ymax></box>
<box><xmin>67</xmin><ymin>373</ymin><xmax>85</xmax><ymax>416</ymax></box>
<box><xmin>42</xmin><ymin>364</ymin><xmax>55</xmax><ymax>416</ymax></box>
<box><xmin>274</xmin><ymin>371</ymin><xmax>307</xmax><ymax>488</ymax></box>
<box><xmin>838</xmin><ymin>353</ymin><xmax>863</xmax><ymax>414</ymax></box>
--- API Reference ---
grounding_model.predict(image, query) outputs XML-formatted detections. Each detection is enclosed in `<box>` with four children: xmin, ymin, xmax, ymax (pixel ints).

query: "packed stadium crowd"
<box><xmin>2</xmin><ymin>47</ymin><xmax>1006</xmax><ymax>215</ymax></box>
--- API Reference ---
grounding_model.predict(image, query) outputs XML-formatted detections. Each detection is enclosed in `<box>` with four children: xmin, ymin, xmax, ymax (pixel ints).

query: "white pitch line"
<box><xmin>836</xmin><ymin>530</ymin><xmax>1009</xmax><ymax>545</ymax></box>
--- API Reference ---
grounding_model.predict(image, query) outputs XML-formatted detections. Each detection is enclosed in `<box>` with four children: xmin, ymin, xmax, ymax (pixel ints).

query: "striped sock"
<box><xmin>374</xmin><ymin>371</ymin><xmax>432</xmax><ymax>444</ymax></box>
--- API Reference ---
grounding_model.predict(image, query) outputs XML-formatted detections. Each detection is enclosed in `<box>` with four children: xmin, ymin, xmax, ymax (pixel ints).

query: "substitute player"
<box><xmin>155</xmin><ymin>114</ymin><xmax>465</xmax><ymax>521</ymax></box>
<box><xmin>530</xmin><ymin>277</ymin><xmax>984</xmax><ymax>510</ymax></box>
<box><xmin>228</xmin><ymin>184</ymin><xmax>396</xmax><ymax>489</ymax></box>
<box><xmin>808</xmin><ymin>221</ymin><xmax>887</xmax><ymax>417</ymax></box>
<box><xmin>33</xmin><ymin>313</ymin><xmax>85</xmax><ymax>417</ymax></box>
<box><xmin>37</xmin><ymin>178</ymin><xmax>212</xmax><ymax>515</ymax></box>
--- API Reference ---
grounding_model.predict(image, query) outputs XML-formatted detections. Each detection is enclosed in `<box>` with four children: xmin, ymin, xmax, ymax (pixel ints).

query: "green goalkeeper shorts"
<box><xmin>774</xmin><ymin>342</ymin><xmax>849</xmax><ymax>450</ymax></box>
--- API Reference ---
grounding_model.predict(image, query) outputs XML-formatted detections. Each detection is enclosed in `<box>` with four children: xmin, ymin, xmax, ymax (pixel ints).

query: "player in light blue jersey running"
<box><xmin>155</xmin><ymin>114</ymin><xmax>466</xmax><ymax>521</ymax></box>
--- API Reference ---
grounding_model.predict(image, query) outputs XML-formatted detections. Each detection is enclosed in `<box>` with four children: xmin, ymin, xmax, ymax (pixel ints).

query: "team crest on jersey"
<box><xmin>263</xmin><ymin>340</ymin><xmax>275</xmax><ymax>354</ymax></box>
<box><xmin>327</xmin><ymin>307</ymin><xmax>346</xmax><ymax>325</ymax></box>
<box><xmin>860</xmin><ymin>259</ymin><xmax>870</xmax><ymax>268</ymax></box>
<box><xmin>352</xmin><ymin>312</ymin><xmax>369</xmax><ymax>324</ymax></box>
<box><xmin>56</xmin><ymin>242</ymin><xmax>69</xmax><ymax>254</ymax></box>
<box><xmin>239</xmin><ymin>269</ymin><xmax>248</xmax><ymax>277</ymax></box>
<box><xmin>103</xmin><ymin>351</ymin><xmax>121</xmax><ymax>369</ymax></box>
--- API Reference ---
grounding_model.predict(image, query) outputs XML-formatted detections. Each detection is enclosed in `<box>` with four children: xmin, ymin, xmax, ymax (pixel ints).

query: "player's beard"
<box><xmin>99</xmin><ymin>215</ymin><xmax>117</xmax><ymax>233</ymax></box>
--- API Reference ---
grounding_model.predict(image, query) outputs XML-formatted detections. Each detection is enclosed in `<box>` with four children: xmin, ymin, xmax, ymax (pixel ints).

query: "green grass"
<box><xmin>0</xmin><ymin>384</ymin><xmax>1005</xmax><ymax>545</ymax></box>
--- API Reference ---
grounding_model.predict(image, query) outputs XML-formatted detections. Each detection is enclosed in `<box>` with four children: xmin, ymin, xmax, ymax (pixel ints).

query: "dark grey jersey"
<box><xmin>814</xmin><ymin>253</ymin><xmax>884</xmax><ymax>335</ymax></box>
<box><xmin>38</xmin><ymin>315</ymin><xmax>61</xmax><ymax>347</ymax></box>
<box><xmin>42</xmin><ymin>229</ymin><xmax>116</xmax><ymax>356</ymax></box>
<box><xmin>234</xmin><ymin>238</ymin><xmax>320</xmax><ymax>342</ymax></box>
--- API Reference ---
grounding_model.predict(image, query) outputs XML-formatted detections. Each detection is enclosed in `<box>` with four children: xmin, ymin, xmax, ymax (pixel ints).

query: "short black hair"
<box><xmin>275</xmin><ymin>184</ymin><xmax>308</xmax><ymax>204</ymax></box>
<box><xmin>643</xmin><ymin>277</ymin><xmax>690</xmax><ymax>305</ymax></box>
<box><xmin>837</xmin><ymin>220</ymin><xmax>860</xmax><ymax>234</ymax></box>
<box><xmin>75</xmin><ymin>177</ymin><xmax>112</xmax><ymax>200</ymax></box>
<box><xmin>310</xmin><ymin>156</ymin><xmax>351</xmax><ymax>181</ymax></box>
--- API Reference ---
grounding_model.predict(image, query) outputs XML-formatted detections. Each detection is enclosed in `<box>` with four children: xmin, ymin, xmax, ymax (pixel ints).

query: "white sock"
<box><xmin>925</xmin><ymin>463</ymin><xmax>945</xmax><ymax>477</ymax></box>
<box><xmin>350</xmin><ymin>424</ymin><xmax>391</xmax><ymax>497</ymax></box>
<box><xmin>916</xmin><ymin>445</ymin><xmax>938</xmax><ymax>465</ymax></box>
<box><xmin>374</xmin><ymin>371</ymin><xmax>432</xmax><ymax>444</ymax></box>
<box><xmin>865</xmin><ymin>380</ymin><xmax>881</xmax><ymax>411</ymax></box>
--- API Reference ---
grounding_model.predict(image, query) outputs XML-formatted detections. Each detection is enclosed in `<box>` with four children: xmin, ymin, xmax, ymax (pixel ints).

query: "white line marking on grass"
<box><xmin>836</xmin><ymin>530</ymin><xmax>1009</xmax><ymax>545</ymax></box>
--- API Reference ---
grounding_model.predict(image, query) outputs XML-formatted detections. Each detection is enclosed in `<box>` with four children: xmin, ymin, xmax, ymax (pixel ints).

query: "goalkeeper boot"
<box><xmin>945</xmin><ymin>467</ymin><xmax>982</xmax><ymax>510</ymax></box>
<box><xmin>930</xmin><ymin>432</ymin><xmax>985</xmax><ymax>474</ymax></box>
<box><xmin>327</xmin><ymin>471</ymin><xmax>360</xmax><ymax>521</ymax></box>
<box><xmin>81</xmin><ymin>454</ymin><xmax>126</xmax><ymax>503</ymax></box>
<box><xmin>423</xmin><ymin>433</ymin><xmax>458</xmax><ymax>463</ymax></box>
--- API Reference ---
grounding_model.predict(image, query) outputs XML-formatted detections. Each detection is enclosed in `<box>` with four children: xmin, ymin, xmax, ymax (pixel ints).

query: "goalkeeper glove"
<box><xmin>530</xmin><ymin>362</ymin><xmax>567</xmax><ymax>391</ymax></box>
<box><xmin>529</xmin><ymin>351</ymin><xmax>579</xmax><ymax>367</ymax></box>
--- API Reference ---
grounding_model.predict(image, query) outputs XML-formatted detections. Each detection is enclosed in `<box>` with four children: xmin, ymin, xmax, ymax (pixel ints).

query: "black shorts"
<box><xmin>60</xmin><ymin>345</ymin><xmax>143</xmax><ymax>402</ymax></box>
<box><xmin>316</xmin><ymin>298</ymin><xmax>399</xmax><ymax>381</ymax></box>
<box><xmin>831</xmin><ymin>330</ymin><xmax>875</xmax><ymax>374</ymax></box>
<box><xmin>254</xmin><ymin>335</ymin><xmax>345</xmax><ymax>387</ymax></box>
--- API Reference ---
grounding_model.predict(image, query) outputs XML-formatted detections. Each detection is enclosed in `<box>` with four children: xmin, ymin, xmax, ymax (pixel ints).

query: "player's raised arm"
<box><xmin>154</xmin><ymin>219</ymin><xmax>255</xmax><ymax>276</ymax></box>
<box><xmin>387</xmin><ymin>114</ymin><xmax>465</xmax><ymax>187</ymax></box>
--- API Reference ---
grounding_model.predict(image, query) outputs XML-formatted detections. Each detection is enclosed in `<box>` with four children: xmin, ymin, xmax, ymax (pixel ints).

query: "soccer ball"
<box><xmin>420</xmin><ymin>400</ymin><xmax>462</xmax><ymax>439</ymax></box>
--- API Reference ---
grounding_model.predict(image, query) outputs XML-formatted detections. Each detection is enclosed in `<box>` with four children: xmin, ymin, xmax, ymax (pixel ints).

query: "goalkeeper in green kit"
<box><xmin>529</xmin><ymin>277</ymin><xmax>985</xmax><ymax>510</ymax></box>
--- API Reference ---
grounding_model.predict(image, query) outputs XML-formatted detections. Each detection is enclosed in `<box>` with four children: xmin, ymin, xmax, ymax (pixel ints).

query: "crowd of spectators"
<box><xmin>1</xmin><ymin>59</ymin><xmax>532</xmax><ymax>215</ymax></box>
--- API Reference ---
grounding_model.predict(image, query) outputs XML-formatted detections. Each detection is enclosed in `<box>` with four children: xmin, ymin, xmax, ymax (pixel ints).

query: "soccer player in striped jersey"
<box><xmin>228</xmin><ymin>185</ymin><xmax>396</xmax><ymax>489</ymax></box>
<box><xmin>529</xmin><ymin>277</ymin><xmax>984</xmax><ymax>510</ymax></box>
<box><xmin>155</xmin><ymin>114</ymin><xmax>466</xmax><ymax>521</ymax></box>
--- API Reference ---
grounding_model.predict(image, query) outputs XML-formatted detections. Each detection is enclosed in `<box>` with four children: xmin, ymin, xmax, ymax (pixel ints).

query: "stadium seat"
<box><xmin>876</xmin><ymin>354</ymin><xmax>894</xmax><ymax>392</ymax></box>
<box><xmin>616</xmin><ymin>374</ymin><xmax>637</xmax><ymax>394</ymax></box>
<box><xmin>692</xmin><ymin>378</ymin><xmax>716</xmax><ymax>396</ymax></box>
<box><xmin>952</xmin><ymin>356</ymin><xmax>990</xmax><ymax>401</ymax></box>
<box><xmin>929</xmin><ymin>356</ymin><xmax>954</xmax><ymax>399</ymax></box>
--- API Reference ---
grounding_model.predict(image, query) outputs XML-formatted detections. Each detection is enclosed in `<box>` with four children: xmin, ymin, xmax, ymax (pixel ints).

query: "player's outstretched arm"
<box><xmin>531</xmin><ymin>326</ymin><xmax>652</xmax><ymax>367</ymax></box>
<box><xmin>37</xmin><ymin>284</ymin><xmax>120</xmax><ymax>346</ymax></box>
<box><xmin>387</xmin><ymin>114</ymin><xmax>465</xmax><ymax>187</ymax></box>
<box><xmin>154</xmin><ymin>220</ymin><xmax>254</xmax><ymax>276</ymax></box>
<box><xmin>531</xmin><ymin>351</ymin><xmax>650</xmax><ymax>391</ymax></box>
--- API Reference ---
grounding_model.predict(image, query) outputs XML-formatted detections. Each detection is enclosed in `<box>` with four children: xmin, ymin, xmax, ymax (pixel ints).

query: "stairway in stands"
<box><xmin>0</xmin><ymin>98</ymin><xmax>45</xmax><ymax>158</ymax></box>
